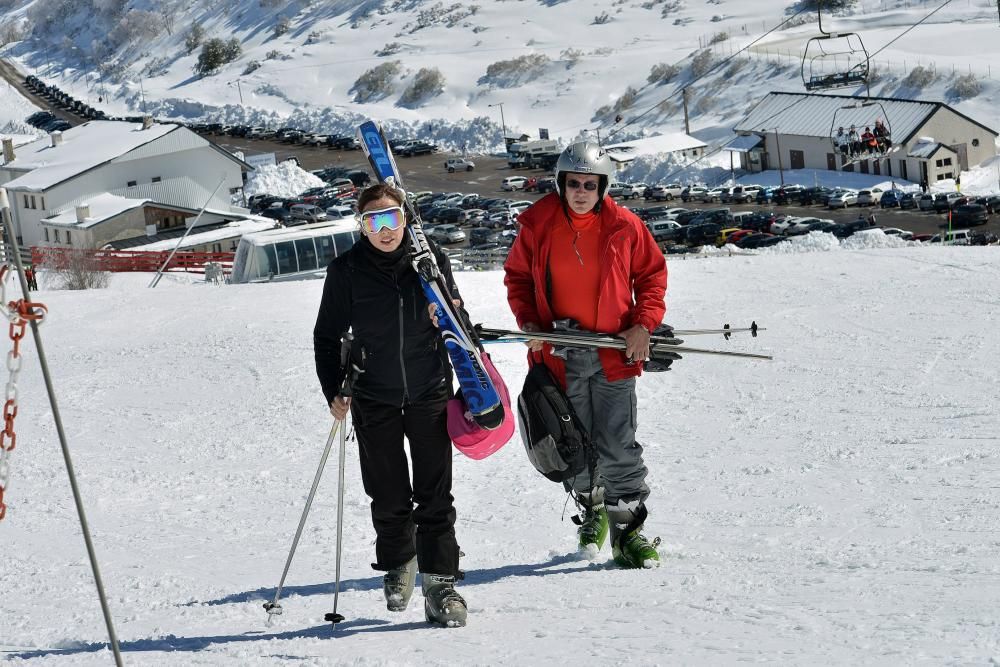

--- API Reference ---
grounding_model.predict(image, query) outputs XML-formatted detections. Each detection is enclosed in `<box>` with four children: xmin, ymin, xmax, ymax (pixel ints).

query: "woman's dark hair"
<box><xmin>357</xmin><ymin>182</ymin><xmax>404</xmax><ymax>212</ymax></box>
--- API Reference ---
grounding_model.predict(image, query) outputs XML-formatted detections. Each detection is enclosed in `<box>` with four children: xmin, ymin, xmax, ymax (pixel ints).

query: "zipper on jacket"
<box><xmin>396</xmin><ymin>288</ymin><xmax>409</xmax><ymax>406</ymax></box>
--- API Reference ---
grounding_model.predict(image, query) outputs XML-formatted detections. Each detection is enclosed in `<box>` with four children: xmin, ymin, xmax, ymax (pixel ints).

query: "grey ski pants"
<box><xmin>561</xmin><ymin>348</ymin><xmax>649</xmax><ymax>506</ymax></box>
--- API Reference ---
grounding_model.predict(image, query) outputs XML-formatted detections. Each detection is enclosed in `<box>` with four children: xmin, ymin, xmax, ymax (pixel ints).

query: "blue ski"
<box><xmin>357</xmin><ymin>120</ymin><xmax>504</xmax><ymax>430</ymax></box>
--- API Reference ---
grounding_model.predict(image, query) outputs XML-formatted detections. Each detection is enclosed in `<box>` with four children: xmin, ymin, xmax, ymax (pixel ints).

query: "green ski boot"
<box><xmin>608</xmin><ymin>499</ymin><xmax>661</xmax><ymax>569</ymax></box>
<box><xmin>572</xmin><ymin>492</ymin><xmax>609</xmax><ymax>558</ymax></box>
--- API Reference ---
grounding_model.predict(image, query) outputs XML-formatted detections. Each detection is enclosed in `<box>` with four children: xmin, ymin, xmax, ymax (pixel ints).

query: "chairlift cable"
<box><xmin>604</xmin><ymin>7</ymin><xmax>811</xmax><ymax>143</ymax></box>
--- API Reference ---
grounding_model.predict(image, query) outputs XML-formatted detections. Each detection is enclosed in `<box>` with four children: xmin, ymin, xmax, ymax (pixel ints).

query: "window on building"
<box><xmin>23</xmin><ymin>194</ymin><xmax>29</xmax><ymax>208</ymax></box>
<box><xmin>943</xmin><ymin>171</ymin><xmax>953</xmax><ymax>180</ymax></box>
<box><xmin>211</xmin><ymin>243</ymin><xmax>222</xmax><ymax>253</ymax></box>
<box><xmin>44</xmin><ymin>228</ymin><xmax>49</xmax><ymax>242</ymax></box>
<box><xmin>935</xmin><ymin>159</ymin><xmax>943</xmax><ymax>168</ymax></box>
<box><xmin>66</xmin><ymin>231</ymin><xmax>72</xmax><ymax>246</ymax></box>
<box><xmin>152</xmin><ymin>176</ymin><xmax>161</xmax><ymax>183</ymax></box>
<box><xmin>127</xmin><ymin>180</ymin><xmax>137</xmax><ymax>187</ymax></box>
<box><xmin>936</xmin><ymin>173</ymin><xmax>945</xmax><ymax>181</ymax></box>
<box><xmin>40</xmin><ymin>196</ymin><xmax>45</xmax><ymax>210</ymax></box>
<box><xmin>943</xmin><ymin>157</ymin><xmax>952</xmax><ymax>166</ymax></box>
<box><xmin>30</xmin><ymin>195</ymin><xmax>36</xmax><ymax>209</ymax></box>
<box><xmin>54</xmin><ymin>229</ymin><xmax>60</xmax><ymax>243</ymax></box>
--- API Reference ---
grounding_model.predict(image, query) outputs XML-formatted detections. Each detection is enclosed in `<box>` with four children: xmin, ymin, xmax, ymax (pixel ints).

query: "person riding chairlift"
<box><xmin>861</xmin><ymin>127</ymin><xmax>877</xmax><ymax>155</ymax></box>
<box><xmin>848</xmin><ymin>125</ymin><xmax>861</xmax><ymax>157</ymax></box>
<box><xmin>873</xmin><ymin>119</ymin><xmax>891</xmax><ymax>152</ymax></box>
<box><xmin>835</xmin><ymin>127</ymin><xmax>850</xmax><ymax>157</ymax></box>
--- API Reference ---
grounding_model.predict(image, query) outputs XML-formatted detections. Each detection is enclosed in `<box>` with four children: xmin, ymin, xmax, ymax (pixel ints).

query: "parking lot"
<box><xmin>216</xmin><ymin>133</ymin><xmax>999</xmax><ymax>242</ymax></box>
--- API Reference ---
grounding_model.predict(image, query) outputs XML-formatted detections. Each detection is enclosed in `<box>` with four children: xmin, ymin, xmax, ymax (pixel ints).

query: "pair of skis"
<box><xmin>357</xmin><ymin>120</ymin><xmax>505</xmax><ymax>430</ymax></box>
<box><xmin>477</xmin><ymin>323</ymin><xmax>772</xmax><ymax>362</ymax></box>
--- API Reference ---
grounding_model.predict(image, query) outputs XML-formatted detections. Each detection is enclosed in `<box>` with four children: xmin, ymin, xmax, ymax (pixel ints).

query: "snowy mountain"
<box><xmin>2</xmin><ymin>0</ymin><xmax>1000</xmax><ymax>159</ymax></box>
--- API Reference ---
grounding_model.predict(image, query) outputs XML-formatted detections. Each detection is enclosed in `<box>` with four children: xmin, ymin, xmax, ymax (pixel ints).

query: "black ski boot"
<box><xmin>383</xmin><ymin>556</ymin><xmax>417</xmax><ymax>612</ymax></box>
<box><xmin>422</xmin><ymin>574</ymin><xmax>467</xmax><ymax>627</ymax></box>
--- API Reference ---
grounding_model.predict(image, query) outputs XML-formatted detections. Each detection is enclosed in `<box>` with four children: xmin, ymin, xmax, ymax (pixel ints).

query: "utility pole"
<box><xmin>229</xmin><ymin>79</ymin><xmax>244</xmax><ymax>105</ymax></box>
<box><xmin>139</xmin><ymin>77</ymin><xmax>147</xmax><ymax>114</ymax></box>
<box><xmin>488</xmin><ymin>102</ymin><xmax>507</xmax><ymax>152</ymax></box>
<box><xmin>682</xmin><ymin>87</ymin><xmax>690</xmax><ymax>135</ymax></box>
<box><xmin>773</xmin><ymin>128</ymin><xmax>785</xmax><ymax>186</ymax></box>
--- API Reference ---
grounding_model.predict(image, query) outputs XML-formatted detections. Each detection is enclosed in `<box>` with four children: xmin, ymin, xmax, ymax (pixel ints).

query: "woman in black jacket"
<box><xmin>313</xmin><ymin>183</ymin><xmax>468</xmax><ymax>628</ymax></box>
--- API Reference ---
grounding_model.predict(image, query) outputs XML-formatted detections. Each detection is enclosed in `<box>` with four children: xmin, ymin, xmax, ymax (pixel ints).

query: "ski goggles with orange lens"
<box><xmin>358</xmin><ymin>206</ymin><xmax>406</xmax><ymax>233</ymax></box>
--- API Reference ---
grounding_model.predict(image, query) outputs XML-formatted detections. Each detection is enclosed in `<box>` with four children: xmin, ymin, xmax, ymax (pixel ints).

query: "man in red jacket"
<box><xmin>504</xmin><ymin>141</ymin><xmax>667</xmax><ymax>568</ymax></box>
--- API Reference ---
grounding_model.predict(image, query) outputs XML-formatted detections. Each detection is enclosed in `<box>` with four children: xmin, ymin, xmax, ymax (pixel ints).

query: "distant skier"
<box><xmin>313</xmin><ymin>183</ymin><xmax>469</xmax><ymax>627</ymax></box>
<box><xmin>848</xmin><ymin>125</ymin><xmax>861</xmax><ymax>157</ymax></box>
<box><xmin>504</xmin><ymin>141</ymin><xmax>667</xmax><ymax>569</ymax></box>
<box><xmin>834</xmin><ymin>127</ymin><xmax>850</xmax><ymax>159</ymax></box>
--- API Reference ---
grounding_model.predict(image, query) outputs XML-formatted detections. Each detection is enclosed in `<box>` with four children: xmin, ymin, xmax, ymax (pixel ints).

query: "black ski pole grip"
<box><xmin>340</xmin><ymin>332</ymin><xmax>355</xmax><ymax>399</ymax></box>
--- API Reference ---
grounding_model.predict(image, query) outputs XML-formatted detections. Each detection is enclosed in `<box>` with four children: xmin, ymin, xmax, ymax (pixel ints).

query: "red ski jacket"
<box><xmin>504</xmin><ymin>193</ymin><xmax>667</xmax><ymax>385</ymax></box>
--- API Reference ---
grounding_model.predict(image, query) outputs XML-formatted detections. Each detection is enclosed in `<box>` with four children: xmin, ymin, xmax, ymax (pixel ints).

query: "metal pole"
<box><xmin>139</xmin><ymin>77</ymin><xmax>146</xmax><ymax>114</ymax></box>
<box><xmin>0</xmin><ymin>189</ymin><xmax>123</xmax><ymax>666</ymax></box>
<box><xmin>489</xmin><ymin>103</ymin><xmax>506</xmax><ymax>152</ymax></box>
<box><xmin>149</xmin><ymin>176</ymin><xmax>227</xmax><ymax>288</ymax></box>
<box><xmin>327</xmin><ymin>417</ymin><xmax>348</xmax><ymax>625</ymax></box>
<box><xmin>774</xmin><ymin>128</ymin><xmax>785</xmax><ymax>185</ymax></box>
<box><xmin>263</xmin><ymin>421</ymin><xmax>341</xmax><ymax>625</ymax></box>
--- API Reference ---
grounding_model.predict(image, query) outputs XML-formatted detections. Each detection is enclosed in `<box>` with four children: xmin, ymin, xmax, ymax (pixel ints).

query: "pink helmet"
<box><xmin>447</xmin><ymin>353</ymin><xmax>514</xmax><ymax>459</ymax></box>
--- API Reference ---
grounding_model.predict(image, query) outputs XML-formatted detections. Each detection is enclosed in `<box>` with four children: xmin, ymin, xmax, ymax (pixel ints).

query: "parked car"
<box><xmin>645</xmin><ymin>219</ymin><xmax>682</xmax><ymax>241</ymax></box>
<box><xmin>970</xmin><ymin>231</ymin><xmax>999</xmax><ymax>245</ymax></box>
<box><xmin>947</xmin><ymin>203</ymin><xmax>989</xmax><ymax>227</ymax></box>
<box><xmin>773</xmin><ymin>184</ymin><xmax>807</xmax><ymax>205</ymax></box>
<box><xmin>685</xmin><ymin>222</ymin><xmax>724</xmax><ymax>246</ymax></box>
<box><xmin>501</xmin><ymin>176</ymin><xmax>528</xmax><ymax>191</ymax></box>
<box><xmin>929</xmin><ymin>229</ymin><xmax>973</xmax><ymax>245</ymax></box>
<box><xmin>736</xmin><ymin>233</ymin><xmax>785</xmax><ymax>249</ymax></box>
<box><xmin>879</xmin><ymin>190</ymin><xmax>904</xmax><ymax>208</ymax></box>
<box><xmin>445</xmin><ymin>158</ymin><xmax>476</xmax><ymax>172</ymax></box>
<box><xmin>620</xmin><ymin>183</ymin><xmax>648</xmax><ymax>200</ymax></box>
<box><xmin>827</xmin><ymin>190</ymin><xmax>858</xmax><ymax>208</ymax></box>
<box><xmin>933</xmin><ymin>192</ymin><xmax>964</xmax><ymax>213</ymax></box>
<box><xmin>917</xmin><ymin>193</ymin><xmax>936</xmax><ymax>211</ymax></box>
<box><xmin>728</xmin><ymin>185</ymin><xmax>762</xmax><ymax>204</ymax></box>
<box><xmin>324</xmin><ymin>205</ymin><xmax>354</xmax><ymax>220</ymax></box>
<box><xmin>897</xmin><ymin>192</ymin><xmax>918</xmax><ymax>209</ymax></box>
<box><xmin>399</xmin><ymin>141</ymin><xmax>437</xmax><ymax>156</ymax></box>
<box><xmin>700</xmin><ymin>187</ymin><xmax>729</xmax><ymax>203</ymax></box>
<box><xmin>607</xmin><ymin>182</ymin><xmax>628</xmax><ymax>198</ymax></box>
<box><xmin>288</xmin><ymin>204</ymin><xmax>328</xmax><ymax>225</ymax></box>
<box><xmin>856</xmin><ymin>188</ymin><xmax>885</xmax><ymax>206</ymax></box>
<box><xmin>645</xmin><ymin>183</ymin><xmax>684</xmax><ymax>201</ymax></box>
<box><xmin>832</xmin><ymin>219</ymin><xmax>871</xmax><ymax>238</ymax></box>
<box><xmin>428</xmin><ymin>224</ymin><xmax>466</xmax><ymax>244</ymax></box>
<box><xmin>680</xmin><ymin>186</ymin><xmax>707</xmax><ymax>202</ymax></box>
<box><xmin>881</xmin><ymin>227</ymin><xmax>914</xmax><ymax>240</ymax></box>
<box><xmin>785</xmin><ymin>217</ymin><xmax>834</xmax><ymax>235</ymax></box>
<box><xmin>769</xmin><ymin>216</ymin><xmax>801</xmax><ymax>235</ymax></box>
<box><xmin>974</xmin><ymin>195</ymin><xmax>1000</xmax><ymax>214</ymax></box>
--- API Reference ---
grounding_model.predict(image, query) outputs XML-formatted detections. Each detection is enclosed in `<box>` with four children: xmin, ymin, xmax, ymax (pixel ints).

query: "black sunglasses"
<box><xmin>566</xmin><ymin>179</ymin><xmax>599</xmax><ymax>191</ymax></box>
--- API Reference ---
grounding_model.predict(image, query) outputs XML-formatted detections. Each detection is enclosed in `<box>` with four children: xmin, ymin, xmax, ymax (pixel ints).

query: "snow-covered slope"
<box><xmin>2</xmin><ymin>0</ymin><xmax>1000</xmax><ymax>157</ymax></box>
<box><xmin>1</xmin><ymin>243</ymin><xmax>999</xmax><ymax>664</ymax></box>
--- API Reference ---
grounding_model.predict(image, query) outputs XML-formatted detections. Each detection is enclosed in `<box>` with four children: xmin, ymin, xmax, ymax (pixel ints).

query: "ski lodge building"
<box><xmin>0</xmin><ymin>119</ymin><xmax>255</xmax><ymax>249</ymax></box>
<box><xmin>726</xmin><ymin>92</ymin><xmax>998</xmax><ymax>186</ymax></box>
<box><xmin>605</xmin><ymin>132</ymin><xmax>706</xmax><ymax>166</ymax></box>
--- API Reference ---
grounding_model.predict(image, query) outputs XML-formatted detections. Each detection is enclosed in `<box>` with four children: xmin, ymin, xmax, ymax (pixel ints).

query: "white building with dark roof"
<box><xmin>0</xmin><ymin>119</ymin><xmax>251</xmax><ymax>247</ymax></box>
<box><xmin>727</xmin><ymin>92</ymin><xmax>997</xmax><ymax>186</ymax></box>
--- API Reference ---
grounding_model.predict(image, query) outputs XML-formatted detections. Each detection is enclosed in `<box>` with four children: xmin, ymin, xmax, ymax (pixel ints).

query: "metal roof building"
<box><xmin>728</xmin><ymin>92</ymin><xmax>997</xmax><ymax>187</ymax></box>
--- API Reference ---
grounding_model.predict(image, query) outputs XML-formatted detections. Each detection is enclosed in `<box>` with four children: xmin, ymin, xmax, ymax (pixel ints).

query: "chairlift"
<box><xmin>828</xmin><ymin>100</ymin><xmax>897</xmax><ymax>167</ymax></box>
<box><xmin>801</xmin><ymin>2</ymin><xmax>871</xmax><ymax>91</ymax></box>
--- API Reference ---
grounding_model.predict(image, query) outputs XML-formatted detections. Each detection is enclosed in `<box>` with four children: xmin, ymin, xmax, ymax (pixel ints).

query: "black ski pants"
<box><xmin>351</xmin><ymin>384</ymin><xmax>459</xmax><ymax>578</ymax></box>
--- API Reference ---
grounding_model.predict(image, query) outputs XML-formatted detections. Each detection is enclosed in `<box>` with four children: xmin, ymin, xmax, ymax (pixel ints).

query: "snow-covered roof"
<box><xmin>132</xmin><ymin>217</ymin><xmax>280</xmax><ymax>251</ymax></box>
<box><xmin>722</xmin><ymin>134</ymin><xmax>765</xmax><ymax>153</ymax></box>
<box><xmin>42</xmin><ymin>192</ymin><xmax>149</xmax><ymax>228</ymax></box>
<box><xmin>3</xmin><ymin>120</ymin><xmax>180</xmax><ymax>191</ymax></box>
<box><xmin>734</xmin><ymin>92</ymin><xmax>996</xmax><ymax>145</ymax></box>
<box><xmin>605</xmin><ymin>133</ymin><xmax>706</xmax><ymax>162</ymax></box>
<box><xmin>238</xmin><ymin>219</ymin><xmax>359</xmax><ymax>247</ymax></box>
<box><xmin>908</xmin><ymin>141</ymin><xmax>955</xmax><ymax>159</ymax></box>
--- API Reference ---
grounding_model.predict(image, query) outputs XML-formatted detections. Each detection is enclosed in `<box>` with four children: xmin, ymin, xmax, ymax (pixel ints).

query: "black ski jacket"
<box><xmin>313</xmin><ymin>234</ymin><xmax>462</xmax><ymax>407</ymax></box>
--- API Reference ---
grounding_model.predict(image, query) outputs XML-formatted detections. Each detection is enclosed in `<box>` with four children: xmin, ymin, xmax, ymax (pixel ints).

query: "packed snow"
<box><xmin>1</xmin><ymin>241</ymin><xmax>999</xmax><ymax>664</ymax></box>
<box><xmin>243</xmin><ymin>161</ymin><xmax>325</xmax><ymax>199</ymax></box>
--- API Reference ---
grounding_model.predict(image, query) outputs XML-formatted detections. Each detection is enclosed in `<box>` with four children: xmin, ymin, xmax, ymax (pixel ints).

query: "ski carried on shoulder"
<box><xmin>477</xmin><ymin>326</ymin><xmax>773</xmax><ymax>361</ymax></box>
<box><xmin>357</xmin><ymin>119</ymin><xmax>505</xmax><ymax>429</ymax></box>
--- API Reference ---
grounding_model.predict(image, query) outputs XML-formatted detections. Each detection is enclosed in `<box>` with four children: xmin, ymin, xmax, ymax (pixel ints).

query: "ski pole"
<box><xmin>264</xmin><ymin>334</ymin><xmax>356</xmax><ymax>626</ymax></box>
<box><xmin>325</xmin><ymin>332</ymin><xmax>357</xmax><ymax>627</ymax></box>
<box><xmin>263</xmin><ymin>420</ymin><xmax>341</xmax><ymax>626</ymax></box>
<box><xmin>324</xmin><ymin>416</ymin><xmax>348</xmax><ymax>627</ymax></box>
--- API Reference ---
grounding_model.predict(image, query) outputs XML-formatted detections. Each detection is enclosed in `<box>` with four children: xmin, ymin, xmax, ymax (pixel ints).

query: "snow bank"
<box><xmin>244</xmin><ymin>160</ymin><xmax>325</xmax><ymax>198</ymax></box>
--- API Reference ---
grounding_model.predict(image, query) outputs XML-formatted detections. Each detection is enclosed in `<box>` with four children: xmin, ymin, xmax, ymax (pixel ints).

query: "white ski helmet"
<box><xmin>555</xmin><ymin>141</ymin><xmax>615</xmax><ymax>200</ymax></box>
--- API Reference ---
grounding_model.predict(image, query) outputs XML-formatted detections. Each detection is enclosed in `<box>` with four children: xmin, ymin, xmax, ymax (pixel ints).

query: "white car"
<box><xmin>856</xmin><ymin>188</ymin><xmax>884</xmax><ymax>206</ymax></box>
<box><xmin>645</xmin><ymin>183</ymin><xmax>684</xmax><ymax>201</ymax></box>
<box><xmin>700</xmin><ymin>187</ymin><xmax>729</xmax><ymax>203</ymax></box>
<box><xmin>770</xmin><ymin>216</ymin><xmax>803</xmax><ymax>235</ymax></box>
<box><xmin>785</xmin><ymin>217</ymin><xmax>833</xmax><ymax>235</ymax></box>
<box><xmin>621</xmin><ymin>183</ymin><xmax>648</xmax><ymax>200</ymax></box>
<box><xmin>324</xmin><ymin>205</ymin><xmax>354</xmax><ymax>220</ymax></box>
<box><xmin>429</xmin><ymin>224</ymin><xmax>466</xmax><ymax>244</ymax></box>
<box><xmin>441</xmin><ymin>192</ymin><xmax>466</xmax><ymax>207</ymax></box>
<box><xmin>681</xmin><ymin>186</ymin><xmax>707</xmax><ymax>202</ymax></box>
<box><xmin>661</xmin><ymin>207</ymin><xmax>689</xmax><ymax>219</ymax></box>
<box><xmin>501</xmin><ymin>176</ymin><xmax>528</xmax><ymax>191</ymax></box>
<box><xmin>827</xmin><ymin>190</ymin><xmax>858</xmax><ymax>208</ymax></box>
<box><xmin>607</xmin><ymin>182</ymin><xmax>629</xmax><ymax>198</ymax></box>
<box><xmin>445</xmin><ymin>158</ymin><xmax>476</xmax><ymax>172</ymax></box>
